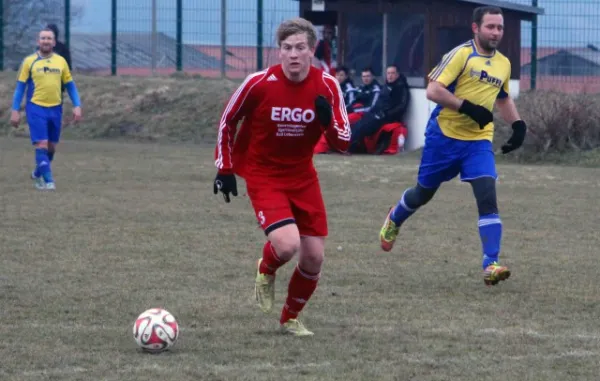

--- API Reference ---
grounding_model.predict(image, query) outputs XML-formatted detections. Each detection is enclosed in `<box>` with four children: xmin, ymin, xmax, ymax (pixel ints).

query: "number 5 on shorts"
<box><xmin>257</xmin><ymin>211</ymin><xmax>266</xmax><ymax>226</ymax></box>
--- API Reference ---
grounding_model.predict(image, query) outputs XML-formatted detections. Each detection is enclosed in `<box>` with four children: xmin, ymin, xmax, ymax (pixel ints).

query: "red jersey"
<box><xmin>214</xmin><ymin>64</ymin><xmax>351</xmax><ymax>188</ymax></box>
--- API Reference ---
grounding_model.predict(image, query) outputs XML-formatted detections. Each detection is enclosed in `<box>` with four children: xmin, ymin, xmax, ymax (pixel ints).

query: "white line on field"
<box><xmin>476</xmin><ymin>327</ymin><xmax>600</xmax><ymax>341</ymax></box>
<box><xmin>19</xmin><ymin>366</ymin><xmax>88</xmax><ymax>377</ymax></box>
<box><xmin>506</xmin><ymin>350</ymin><xmax>599</xmax><ymax>361</ymax></box>
<box><xmin>129</xmin><ymin>361</ymin><xmax>333</xmax><ymax>373</ymax></box>
<box><xmin>11</xmin><ymin>349</ymin><xmax>600</xmax><ymax>378</ymax></box>
<box><xmin>15</xmin><ymin>361</ymin><xmax>333</xmax><ymax>378</ymax></box>
<box><xmin>400</xmin><ymin>350</ymin><xmax>600</xmax><ymax>366</ymax></box>
<box><xmin>6</xmin><ymin>323</ymin><xmax>600</xmax><ymax>342</ymax></box>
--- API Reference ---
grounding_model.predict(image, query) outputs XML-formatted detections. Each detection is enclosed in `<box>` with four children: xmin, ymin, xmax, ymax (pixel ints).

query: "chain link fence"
<box><xmin>2</xmin><ymin>1</ymin><xmax>599</xmax><ymax>92</ymax></box>
<box><xmin>518</xmin><ymin>0</ymin><xmax>600</xmax><ymax>93</ymax></box>
<box><xmin>1</xmin><ymin>0</ymin><xmax>298</xmax><ymax>78</ymax></box>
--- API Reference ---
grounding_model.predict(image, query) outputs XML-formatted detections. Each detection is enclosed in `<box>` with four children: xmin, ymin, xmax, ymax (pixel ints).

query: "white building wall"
<box><xmin>403</xmin><ymin>79</ymin><xmax>521</xmax><ymax>151</ymax></box>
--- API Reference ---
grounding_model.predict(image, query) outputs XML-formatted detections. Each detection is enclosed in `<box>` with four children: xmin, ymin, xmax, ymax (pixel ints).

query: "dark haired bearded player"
<box><xmin>379</xmin><ymin>6</ymin><xmax>527</xmax><ymax>286</ymax></box>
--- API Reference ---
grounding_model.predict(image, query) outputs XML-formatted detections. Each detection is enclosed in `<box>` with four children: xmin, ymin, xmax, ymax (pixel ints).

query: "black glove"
<box><xmin>501</xmin><ymin>120</ymin><xmax>527</xmax><ymax>154</ymax></box>
<box><xmin>213</xmin><ymin>173</ymin><xmax>238</xmax><ymax>203</ymax></box>
<box><xmin>315</xmin><ymin>95</ymin><xmax>332</xmax><ymax>128</ymax></box>
<box><xmin>458</xmin><ymin>99</ymin><xmax>493</xmax><ymax>129</ymax></box>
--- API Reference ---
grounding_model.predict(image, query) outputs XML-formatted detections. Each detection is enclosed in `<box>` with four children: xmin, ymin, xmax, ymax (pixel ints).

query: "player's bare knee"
<box><xmin>298</xmin><ymin>250</ymin><xmax>323</xmax><ymax>275</ymax></box>
<box><xmin>300</xmin><ymin>251</ymin><xmax>323</xmax><ymax>269</ymax></box>
<box><xmin>34</xmin><ymin>140</ymin><xmax>49</xmax><ymax>149</ymax></box>
<box><xmin>47</xmin><ymin>142</ymin><xmax>56</xmax><ymax>153</ymax></box>
<box><xmin>298</xmin><ymin>236</ymin><xmax>325</xmax><ymax>272</ymax></box>
<box><xmin>268</xmin><ymin>224</ymin><xmax>301</xmax><ymax>260</ymax></box>
<box><xmin>272</xmin><ymin>239</ymin><xmax>300</xmax><ymax>260</ymax></box>
<box><xmin>299</xmin><ymin>244</ymin><xmax>324</xmax><ymax>267</ymax></box>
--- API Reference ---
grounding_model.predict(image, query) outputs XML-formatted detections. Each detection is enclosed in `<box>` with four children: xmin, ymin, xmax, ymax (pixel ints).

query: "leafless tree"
<box><xmin>4</xmin><ymin>0</ymin><xmax>84</xmax><ymax>69</ymax></box>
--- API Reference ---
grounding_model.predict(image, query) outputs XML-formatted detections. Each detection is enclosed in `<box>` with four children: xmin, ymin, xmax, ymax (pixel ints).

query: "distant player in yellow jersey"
<box><xmin>11</xmin><ymin>27</ymin><xmax>82</xmax><ymax>191</ymax></box>
<box><xmin>379</xmin><ymin>6</ymin><xmax>527</xmax><ymax>286</ymax></box>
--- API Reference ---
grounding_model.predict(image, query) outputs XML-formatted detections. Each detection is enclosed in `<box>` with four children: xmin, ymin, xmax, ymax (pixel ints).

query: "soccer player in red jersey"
<box><xmin>213</xmin><ymin>17</ymin><xmax>351</xmax><ymax>336</ymax></box>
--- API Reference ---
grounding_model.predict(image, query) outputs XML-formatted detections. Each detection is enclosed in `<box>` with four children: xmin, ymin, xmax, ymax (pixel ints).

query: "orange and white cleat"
<box><xmin>379</xmin><ymin>207</ymin><xmax>399</xmax><ymax>252</ymax></box>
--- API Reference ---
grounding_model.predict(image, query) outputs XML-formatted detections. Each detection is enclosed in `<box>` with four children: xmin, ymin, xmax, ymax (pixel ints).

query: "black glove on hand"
<box><xmin>315</xmin><ymin>95</ymin><xmax>332</xmax><ymax>128</ymax></box>
<box><xmin>458</xmin><ymin>99</ymin><xmax>494</xmax><ymax>129</ymax></box>
<box><xmin>501</xmin><ymin>120</ymin><xmax>527</xmax><ymax>154</ymax></box>
<box><xmin>213</xmin><ymin>173</ymin><xmax>238</xmax><ymax>203</ymax></box>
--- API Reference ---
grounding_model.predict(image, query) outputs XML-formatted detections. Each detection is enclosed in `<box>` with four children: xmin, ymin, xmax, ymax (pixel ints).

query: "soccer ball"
<box><xmin>132</xmin><ymin>308</ymin><xmax>179</xmax><ymax>353</ymax></box>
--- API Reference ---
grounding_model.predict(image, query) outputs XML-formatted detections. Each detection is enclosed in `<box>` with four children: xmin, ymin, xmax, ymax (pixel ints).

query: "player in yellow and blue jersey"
<box><xmin>11</xmin><ymin>27</ymin><xmax>82</xmax><ymax>191</ymax></box>
<box><xmin>379</xmin><ymin>6</ymin><xmax>527</xmax><ymax>286</ymax></box>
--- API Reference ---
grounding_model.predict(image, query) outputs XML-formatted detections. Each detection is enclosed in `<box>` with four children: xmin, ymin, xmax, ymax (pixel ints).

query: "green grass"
<box><xmin>0</xmin><ymin>136</ymin><xmax>599</xmax><ymax>380</ymax></box>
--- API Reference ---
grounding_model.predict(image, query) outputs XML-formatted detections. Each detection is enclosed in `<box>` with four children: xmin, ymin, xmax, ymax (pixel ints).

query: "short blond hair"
<box><xmin>276</xmin><ymin>17</ymin><xmax>318</xmax><ymax>49</ymax></box>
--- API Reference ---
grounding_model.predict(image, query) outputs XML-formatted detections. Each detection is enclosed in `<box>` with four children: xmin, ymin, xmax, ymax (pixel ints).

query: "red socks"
<box><xmin>259</xmin><ymin>241</ymin><xmax>288</xmax><ymax>275</ymax></box>
<box><xmin>280</xmin><ymin>265</ymin><xmax>320</xmax><ymax>324</ymax></box>
<box><xmin>258</xmin><ymin>241</ymin><xmax>321</xmax><ymax>324</ymax></box>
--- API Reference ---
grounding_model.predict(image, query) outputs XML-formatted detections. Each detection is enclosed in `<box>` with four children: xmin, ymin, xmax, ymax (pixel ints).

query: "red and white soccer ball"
<box><xmin>132</xmin><ymin>308</ymin><xmax>179</xmax><ymax>353</ymax></box>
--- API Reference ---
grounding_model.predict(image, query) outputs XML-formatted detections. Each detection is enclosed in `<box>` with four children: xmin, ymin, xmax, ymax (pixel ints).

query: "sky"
<box><xmin>70</xmin><ymin>0</ymin><xmax>298</xmax><ymax>47</ymax></box>
<box><xmin>69</xmin><ymin>0</ymin><xmax>600</xmax><ymax>48</ymax></box>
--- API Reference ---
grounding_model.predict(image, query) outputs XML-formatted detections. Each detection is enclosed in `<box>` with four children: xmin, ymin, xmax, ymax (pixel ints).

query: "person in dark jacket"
<box><xmin>348</xmin><ymin>67</ymin><xmax>381</xmax><ymax>114</ymax></box>
<box><xmin>46</xmin><ymin>24</ymin><xmax>72</xmax><ymax>69</ymax></box>
<box><xmin>335</xmin><ymin>66</ymin><xmax>357</xmax><ymax>107</ymax></box>
<box><xmin>378</xmin><ymin>64</ymin><xmax>411</xmax><ymax>124</ymax></box>
<box><xmin>349</xmin><ymin>64</ymin><xmax>411</xmax><ymax>152</ymax></box>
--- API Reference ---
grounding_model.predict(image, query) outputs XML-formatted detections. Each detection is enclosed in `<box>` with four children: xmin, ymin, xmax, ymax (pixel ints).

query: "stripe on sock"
<box><xmin>399</xmin><ymin>189</ymin><xmax>416</xmax><ymax>212</ymax></box>
<box><xmin>296</xmin><ymin>265</ymin><xmax>320</xmax><ymax>281</ymax></box>
<box><xmin>478</xmin><ymin>218</ymin><xmax>502</xmax><ymax>227</ymax></box>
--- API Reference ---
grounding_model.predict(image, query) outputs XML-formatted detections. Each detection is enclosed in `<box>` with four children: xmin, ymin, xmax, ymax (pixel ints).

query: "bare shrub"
<box><xmin>493</xmin><ymin>90</ymin><xmax>600</xmax><ymax>162</ymax></box>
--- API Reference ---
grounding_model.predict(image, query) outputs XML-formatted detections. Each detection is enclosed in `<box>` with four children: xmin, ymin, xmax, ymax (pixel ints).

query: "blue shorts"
<box><xmin>417</xmin><ymin>120</ymin><xmax>497</xmax><ymax>189</ymax></box>
<box><xmin>26</xmin><ymin>103</ymin><xmax>63</xmax><ymax>144</ymax></box>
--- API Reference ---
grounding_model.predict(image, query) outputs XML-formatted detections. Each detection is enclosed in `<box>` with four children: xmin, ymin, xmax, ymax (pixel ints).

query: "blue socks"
<box><xmin>390</xmin><ymin>189</ymin><xmax>503</xmax><ymax>270</ymax></box>
<box><xmin>390</xmin><ymin>189</ymin><xmax>417</xmax><ymax>226</ymax></box>
<box><xmin>34</xmin><ymin>148</ymin><xmax>53</xmax><ymax>183</ymax></box>
<box><xmin>478</xmin><ymin>214</ymin><xmax>502</xmax><ymax>269</ymax></box>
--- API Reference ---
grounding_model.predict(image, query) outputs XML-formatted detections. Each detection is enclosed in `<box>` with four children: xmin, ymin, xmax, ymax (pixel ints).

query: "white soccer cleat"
<box><xmin>255</xmin><ymin>259</ymin><xmax>275</xmax><ymax>313</ymax></box>
<box><xmin>279</xmin><ymin>319</ymin><xmax>314</xmax><ymax>337</ymax></box>
<box><xmin>31</xmin><ymin>171</ymin><xmax>45</xmax><ymax>190</ymax></box>
<box><xmin>45</xmin><ymin>182</ymin><xmax>56</xmax><ymax>190</ymax></box>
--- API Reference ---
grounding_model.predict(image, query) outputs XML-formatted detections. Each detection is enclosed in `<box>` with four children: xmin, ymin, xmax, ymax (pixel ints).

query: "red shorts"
<box><xmin>246</xmin><ymin>179</ymin><xmax>328</xmax><ymax>237</ymax></box>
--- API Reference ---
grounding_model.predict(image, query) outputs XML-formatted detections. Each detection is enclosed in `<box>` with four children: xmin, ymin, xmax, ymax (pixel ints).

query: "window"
<box><xmin>344</xmin><ymin>10</ymin><xmax>425</xmax><ymax>86</ymax></box>
<box><xmin>385</xmin><ymin>12</ymin><xmax>425</xmax><ymax>77</ymax></box>
<box><xmin>436</xmin><ymin>27</ymin><xmax>472</xmax><ymax>64</ymax></box>
<box><xmin>344</xmin><ymin>12</ymin><xmax>383</xmax><ymax>76</ymax></box>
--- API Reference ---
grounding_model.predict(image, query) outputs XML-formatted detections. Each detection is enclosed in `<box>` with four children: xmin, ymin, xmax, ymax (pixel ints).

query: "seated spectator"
<box><xmin>314</xmin><ymin>64</ymin><xmax>410</xmax><ymax>155</ymax></box>
<box><xmin>335</xmin><ymin>66</ymin><xmax>357</xmax><ymax>107</ymax></box>
<box><xmin>349</xmin><ymin>64</ymin><xmax>410</xmax><ymax>153</ymax></box>
<box><xmin>347</xmin><ymin>67</ymin><xmax>381</xmax><ymax>114</ymax></box>
<box><xmin>380</xmin><ymin>64</ymin><xmax>411</xmax><ymax>126</ymax></box>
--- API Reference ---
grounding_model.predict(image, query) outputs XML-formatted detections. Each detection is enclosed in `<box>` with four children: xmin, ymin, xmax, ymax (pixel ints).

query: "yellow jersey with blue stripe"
<box><xmin>428</xmin><ymin>40</ymin><xmax>511</xmax><ymax>141</ymax></box>
<box><xmin>17</xmin><ymin>53</ymin><xmax>73</xmax><ymax>107</ymax></box>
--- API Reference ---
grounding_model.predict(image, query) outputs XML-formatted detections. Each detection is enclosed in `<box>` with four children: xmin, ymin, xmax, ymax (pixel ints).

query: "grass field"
<box><xmin>0</xmin><ymin>136</ymin><xmax>599</xmax><ymax>380</ymax></box>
